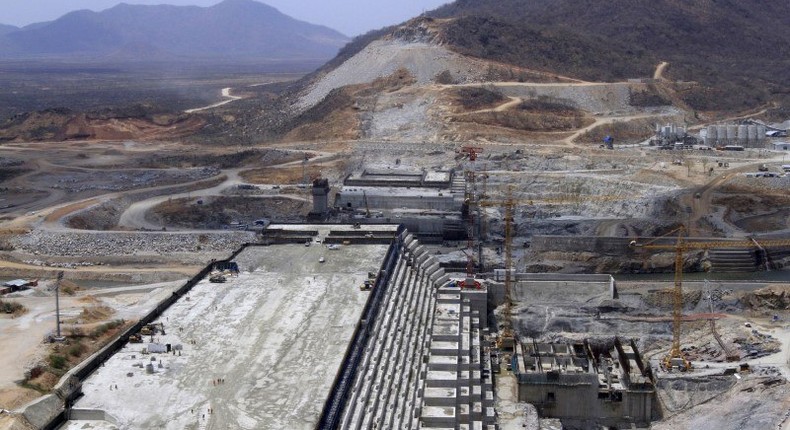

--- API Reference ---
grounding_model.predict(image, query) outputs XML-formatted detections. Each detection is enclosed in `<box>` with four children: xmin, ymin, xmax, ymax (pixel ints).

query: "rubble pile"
<box><xmin>742</xmin><ymin>286</ymin><xmax>790</xmax><ymax>311</ymax></box>
<box><xmin>732</xmin><ymin>329</ymin><xmax>781</xmax><ymax>359</ymax></box>
<box><xmin>35</xmin><ymin>167</ymin><xmax>219</xmax><ymax>193</ymax></box>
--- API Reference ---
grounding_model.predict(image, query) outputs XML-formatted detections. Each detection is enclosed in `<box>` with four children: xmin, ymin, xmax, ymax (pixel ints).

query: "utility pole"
<box><xmin>302</xmin><ymin>153</ymin><xmax>308</xmax><ymax>187</ymax></box>
<box><xmin>54</xmin><ymin>271</ymin><xmax>64</xmax><ymax>341</ymax></box>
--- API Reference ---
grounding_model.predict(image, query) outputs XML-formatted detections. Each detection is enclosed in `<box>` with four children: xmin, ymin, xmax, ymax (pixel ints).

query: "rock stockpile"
<box><xmin>12</xmin><ymin>230</ymin><xmax>255</xmax><ymax>257</ymax></box>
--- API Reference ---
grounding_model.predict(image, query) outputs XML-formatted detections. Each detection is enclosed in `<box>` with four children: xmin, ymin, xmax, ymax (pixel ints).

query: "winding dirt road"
<box><xmin>184</xmin><ymin>87</ymin><xmax>243</xmax><ymax>113</ymax></box>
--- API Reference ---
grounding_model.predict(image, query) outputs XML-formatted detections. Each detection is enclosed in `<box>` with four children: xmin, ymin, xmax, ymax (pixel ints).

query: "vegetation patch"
<box><xmin>0</xmin><ymin>299</ymin><xmax>26</xmax><ymax>315</ymax></box>
<box><xmin>454</xmin><ymin>97</ymin><xmax>591</xmax><ymax>132</ymax></box>
<box><xmin>0</xmin><ymin>167</ymin><xmax>31</xmax><ymax>182</ymax></box>
<box><xmin>89</xmin><ymin>319</ymin><xmax>126</xmax><ymax>339</ymax></box>
<box><xmin>451</xmin><ymin>87</ymin><xmax>507</xmax><ymax>111</ymax></box>
<box><xmin>20</xmin><ymin>318</ymin><xmax>130</xmax><ymax>394</ymax></box>
<box><xmin>516</xmin><ymin>97</ymin><xmax>580</xmax><ymax>114</ymax></box>
<box><xmin>629</xmin><ymin>86</ymin><xmax>671</xmax><ymax>107</ymax></box>
<box><xmin>150</xmin><ymin>196</ymin><xmax>310</xmax><ymax>228</ymax></box>
<box><xmin>429</xmin><ymin>0</ymin><xmax>789</xmax><ymax>112</ymax></box>
<box><xmin>132</xmin><ymin>149</ymin><xmax>300</xmax><ymax>169</ymax></box>
<box><xmin>576</xmin><ymin>117</ymin><xmax>660</xmax><ymax>145</ymax></box>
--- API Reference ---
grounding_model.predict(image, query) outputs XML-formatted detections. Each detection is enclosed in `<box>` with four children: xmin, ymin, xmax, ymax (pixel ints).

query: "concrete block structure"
<box><xmin>335</xmin><ymin>167</ymin><xmax>467</xmax><ymax>243</ymax></box>
<box><xmin>344</xmin><ymin>168</ymin><xmax>454</xmax><ymax>189</ymax></box>
<box><xmin>46</xmin><ymin>225</ymin><xmax>493</xmax><ymax>430</ymax></box>
<box><xmin>514</xmin><ymin>338</ymin><xmax>656</xmax><ymax>428</ymax></box>
<box><xmin>311</xmin><ymin>177</ymin><xmax>330</xmax><ymax>217</ymax></box>
<box><xmin>335</xmin><ymin>186</ymin><xmax>461</xmax><ymax>212</ymax></box>
<box><xmin>334</xmin><ymin>233</ymin><xmax>496</xmax><ymax>429</ymax></box>
<box><xmin>418</xmin><ymin>283</ymin><xmax>496</xmax><ymax>429</ymax></box>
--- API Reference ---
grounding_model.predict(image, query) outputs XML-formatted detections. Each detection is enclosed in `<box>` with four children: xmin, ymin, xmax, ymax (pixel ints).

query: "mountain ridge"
<box><xmin>0</xmin><ymin>24</ymin><xmax>19</xmax><ymax>36</ymax></box>
<box><xmin>0</xmin><ymin>0</ymin><xmax>349</xmax><ymax>61</ymax></box>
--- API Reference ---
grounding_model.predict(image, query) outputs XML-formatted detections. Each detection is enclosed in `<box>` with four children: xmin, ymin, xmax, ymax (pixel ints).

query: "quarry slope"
<box><xmin>289</xmin><ymin>18</ymin><xmax>682</xmax><ymax>144</ymax></box>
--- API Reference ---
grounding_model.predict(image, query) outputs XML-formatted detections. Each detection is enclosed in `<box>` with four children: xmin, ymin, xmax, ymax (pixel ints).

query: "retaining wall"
<box><xmin>317</xmin><ymin>225</ymin><xmax>405</xmax><ymax>429</ymax></box>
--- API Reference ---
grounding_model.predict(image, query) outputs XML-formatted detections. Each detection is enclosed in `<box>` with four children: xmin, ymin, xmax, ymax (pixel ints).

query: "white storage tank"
<box><xmin>707</xmin><ymin>125</ymin><xmax>718</xmax><ymax>144</ymax></box>
<box><xmin>738</xmin><ymin>125</ymin><xmax>748</xmax><ymax>144</ymax></box>
<box><xmin>726</xmin><ymin>125</ymin><xmax>737</xmax><ymax>142</ymax></box>
<box><xmin>717</xmin><ymin>125</ymin><xmax>728</xmax><ymax>143</ymax></box>
<box><xmin>747</xmin><ymin>125</ymin><xmax>758</xmax><ymax>142</ymax></box>
<box><xmin>757</xmin><ymin>125</ymin><xmax>766</xmax><ymax>141</ymax></box>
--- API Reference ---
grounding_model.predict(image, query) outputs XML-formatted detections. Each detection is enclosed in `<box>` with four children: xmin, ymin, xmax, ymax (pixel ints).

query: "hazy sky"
<box><xmin>1</xmin><ymin>0</ymin><xmax>451</xmax><ymax>36</ymax></box>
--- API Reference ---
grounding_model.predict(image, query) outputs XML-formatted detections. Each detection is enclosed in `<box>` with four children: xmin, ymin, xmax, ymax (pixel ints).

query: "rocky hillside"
<box><xmin>0</xmin><ymin>0</ymin><xmax>349</xmax><ymax>61</ymax></box>
<box><xmin>196</xmin><ymin>16</ymin><xmax>682</xmax><ymax>145</ymax></box>
<box><xmin>7</xmin><ymin>0</ymin><xmax>785</xmax><ymax>145</ymax></box>
<box><xmin>211</xmin><ymin>0</ymin><xmax>789</xmax><ymax>145</ymax></box>
<box><xmin>428</xmin><ymin>0</ymin><xmax>790</xmax><ymax>111</ymax></box>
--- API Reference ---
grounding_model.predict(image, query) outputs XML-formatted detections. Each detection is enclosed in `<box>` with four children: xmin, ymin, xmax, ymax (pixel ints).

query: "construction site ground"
<box><xmin>1</xmin><ymin>44</ymin><xmax>789</xmax><ymax>428</ymax></box>
<box><xmin>63</xmin><ymin>242</ymin><xmax>388</xmax><ymax>429</ymax></box>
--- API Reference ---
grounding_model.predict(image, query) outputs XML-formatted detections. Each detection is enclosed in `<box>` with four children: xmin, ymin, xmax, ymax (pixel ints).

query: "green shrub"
<box><xmin>0</xmin><ymin>299</ymin><xmax>26</xmax><ymax>314</ymax></box>
<box><xmin>67</xmin><ymin>342</ymin><xmax>87</xmax><ymax>358</ymax></box>
<box><xmin>49</xmin><ymin>354</ymin><xmax>67</xmax><ymax>370</ymax></box>
<box><xmin>89</xmin><ymin>319</ymin><xmax>125</xmax><ymax>339</ymax></box>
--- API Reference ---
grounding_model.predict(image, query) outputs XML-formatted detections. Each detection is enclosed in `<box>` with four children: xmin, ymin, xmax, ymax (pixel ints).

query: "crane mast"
<box><xmin>500</xmin><ymin>187</ymin><xmax>515</xmax><ymax>351</ymax></box>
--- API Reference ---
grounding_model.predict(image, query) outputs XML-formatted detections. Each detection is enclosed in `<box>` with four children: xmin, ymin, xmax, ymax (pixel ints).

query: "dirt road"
<box><xmin>184</xmin><ymin>87</ymin><xmax>243</xmax><ymax>113</ymax></box>
<box><xmin>562</xmin><ymin>112</ymin><xmax>675</xmax><ymax>146</ymax></box>
<box><xmin>654</xmin><ymin>61</ymin><xmax>669</xmax><ymax>80</ymax></box>
<box><xmin>682</xmin><ymin>162</ymin><xmax>767</xmax><ymax>236</ymax></box>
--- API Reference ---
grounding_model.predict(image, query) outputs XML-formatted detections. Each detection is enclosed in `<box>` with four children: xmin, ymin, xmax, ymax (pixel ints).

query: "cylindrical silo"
<box><xmin>738</xmin><ymin>125</ymin><xmax>748</xmax><ymax>144</ymax></box>
<box><xmin>707</xmin><ymin>125</ymin><xmax>718</xmax><ymax>145</ymax></box>
<box><xmin>748</xmin><ymin>125</ymin><xmax>758</xmax><ymax>142</ymax></box>
<box><xmin>717</xmin><ymin>125</ymin><xmax>727</xmax><ymax>143</ymax></box>
<box><xmin>726</xmin><ymin>125</ymin><xmax>737</xmax><ymax>142</ymax></box>
<box><xmin>757</xmin><ymin>125</ymin><xmax>766</xmax><ymax>141</ymax></box>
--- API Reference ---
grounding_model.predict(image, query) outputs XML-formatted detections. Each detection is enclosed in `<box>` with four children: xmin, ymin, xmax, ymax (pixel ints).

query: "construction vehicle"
<box><xmin>360</xmin><ymin>271</ymin><xmax>377</xmax><ymax>291</ymax></box>
<box><xmin>630</xmin><ymin>227</ymin><xmax>790</xmax><ymax>371</ymax></box>
<box><xmin>209</xmin><ymin>274</ymin><xmax>227</xmax><ymax>283</ymax></box>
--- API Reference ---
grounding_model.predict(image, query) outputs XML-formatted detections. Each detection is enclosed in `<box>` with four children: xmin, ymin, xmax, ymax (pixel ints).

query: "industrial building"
<box><xmin>334</xmin><ymin>168</ymin><xmax>467</xmax><ymax>242</ymax></box>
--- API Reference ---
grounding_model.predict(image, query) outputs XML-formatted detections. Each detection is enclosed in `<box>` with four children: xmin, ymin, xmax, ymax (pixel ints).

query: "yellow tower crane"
<box><xmin>478</xmin><ymin>187</ymin><xmax>517</xmax><ymax>351</ymax></box>
<box><xmin>630</xmin><ymin>227</ymin><xmax>790</xmax><ymax>371</ymax></box>
<box><xmin>477</xmin><ymin>190</ymin><xmax>629</xmax><ymax>352</ymax></box>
